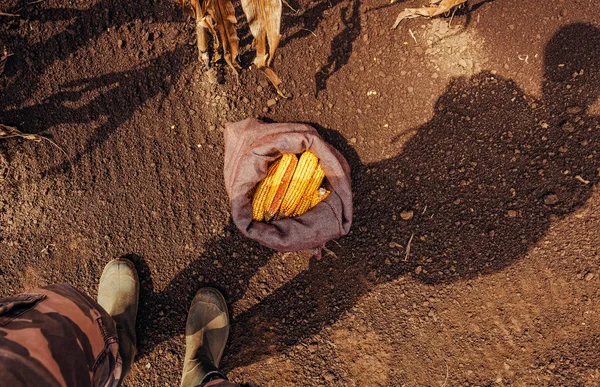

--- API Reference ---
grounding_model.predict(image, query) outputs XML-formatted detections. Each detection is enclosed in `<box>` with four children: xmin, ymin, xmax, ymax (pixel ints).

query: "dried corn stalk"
<box><xmin>393</xmin><ymin>0</ymin><xmax>467</xmax><ymax>29</ymax></box>
<box><xmin>241</xmin><ymin>0</ymin><xmax>286</xmax><ymax>97</ymax></box>
<box><xmin>181</xmin><ymin>0</ymin><xmax>240</xmax><ymax>73</ymax></box>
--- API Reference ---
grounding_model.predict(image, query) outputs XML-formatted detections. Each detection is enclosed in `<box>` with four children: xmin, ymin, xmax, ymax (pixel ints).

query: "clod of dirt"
<box><xmin>561</xmin><ymin>122</ymin><xmax>575</xmax><ymax>132</ymax></box>
<box><xmin>544</xmin><ymin>194</ymin><xmax>559</xmax><ymax>205</ymax></box>
<box><xmin>324</xmin><ymin>372</ymin><xmax>335</xmax><ymax>382</ymax></box>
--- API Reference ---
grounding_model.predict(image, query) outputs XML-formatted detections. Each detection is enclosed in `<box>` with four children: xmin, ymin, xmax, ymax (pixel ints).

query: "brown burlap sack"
<box><xmin>224</xmin><ymin>118</ymin><xmax>353</xmax><ymax>252</ymax></box>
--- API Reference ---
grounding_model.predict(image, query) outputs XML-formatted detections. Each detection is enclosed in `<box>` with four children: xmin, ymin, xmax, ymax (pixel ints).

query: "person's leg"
<box><xmin>181</xmin><ymin>288</ymin><xmax>239</xmax><ymax>387</ymax></box>
<box><xmin>0</xmin><ymin>258</ymin><xmax>139</xmax><ymax>387</ymax></box>
<box><xmin>0</xmin><ymin>284</ymin><xmax>122</xmax><ymax>386</ymax></box>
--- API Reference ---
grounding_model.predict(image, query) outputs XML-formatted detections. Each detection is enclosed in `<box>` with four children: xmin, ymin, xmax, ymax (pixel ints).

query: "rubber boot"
<box><xmin>97</xmin><ymin>259</ymin><xmax>139</xmax><ymax>381</ymax></box>
<box><xmin>180</xmin><ymin>288</ymin><xmax>230</xmax><ymax>387</ymax></box>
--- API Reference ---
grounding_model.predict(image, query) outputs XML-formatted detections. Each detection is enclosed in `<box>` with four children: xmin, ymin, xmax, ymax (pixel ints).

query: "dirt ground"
<box><xmin>1</xmin><ymin>0</ymin><xmax>600</xmax><ymax>385</ymax></box>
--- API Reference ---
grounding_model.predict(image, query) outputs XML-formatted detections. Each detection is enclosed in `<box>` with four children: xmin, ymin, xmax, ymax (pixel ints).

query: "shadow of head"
<box><xmin>543</xmin><ymin>23</ymin><xmax>600</xmax><ymax>113</ymax></box>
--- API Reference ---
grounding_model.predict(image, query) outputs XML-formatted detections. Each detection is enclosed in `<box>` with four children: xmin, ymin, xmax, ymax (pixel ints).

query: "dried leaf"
<box><xmin>260</xmin><ymin>67</ymin><xmax>287</xmax><ymax>98</ymax></box>
<box><xmin>241</xmin><ymin>0</ymin><xmax>282</xmax><ymax>67</ymax></box>
<box><xmin>242</xmin><ymin>0</ymin><xmax>287</xmax><ymax>95</ymax></box>
<box><xmin>393</xmin><ymin>0</ymin><xmax>467</xmax><ymax>28</ymax></box>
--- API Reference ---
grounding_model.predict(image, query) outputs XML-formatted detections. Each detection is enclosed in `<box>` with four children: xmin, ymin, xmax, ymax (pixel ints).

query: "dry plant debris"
<box><xmin>0</xmin><ymin>124</ymin><xmax>69</xmax><ymax>160</ymax></box>
<box><xmin>180</xmin><ymin>0</ymin><xmax>240</xmax><ymax>74</ymax></box>
<box><xmin>241</xmin><ymin>0</ymin><xmax>286</xmax><ymax>97</ymax></box>
<box><xmin>180</xmin><ymin>0</ymin><xmax>285</xmax><ymax>96</ymax></box>
<box><xmin>1</xmin><ymin>124</ymin><xmax>45</xmax><ymax>142</ymax></box>
<box><xmin>393</xmin><ymin>0</ymin><xmax>467</xmax><ymax>28</ymax></box>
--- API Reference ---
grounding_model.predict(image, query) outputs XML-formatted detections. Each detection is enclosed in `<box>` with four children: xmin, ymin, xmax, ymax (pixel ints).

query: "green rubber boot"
<box><xmin>180</xmin><ymin>288</ymin><xmax>230</xmax><ymax>387</ymax></box>
<box><xmin>97</xmin><ymin>259</ymin><xmax>139</xmax><ymax>381</ymax></box>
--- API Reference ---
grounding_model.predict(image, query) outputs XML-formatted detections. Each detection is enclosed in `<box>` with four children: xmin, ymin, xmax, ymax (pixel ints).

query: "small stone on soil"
<box><xmin>400</xmin><ymin>210</ymin><xmax>414</xmax><ymax>220</ymax></box>
<box><xmin>267</xmin><ymin>99</ymin><xmax>277</xmax><ymax>107</ymax></box>
<box><xmin>561</xmin><ymin>122</ymin><xmax>575</xmax><ymax>132</ymax></box>
<box><xmin>585</xmin><ymin>272</ymin><xmax>594</xmax><ymax>281</ymax></box>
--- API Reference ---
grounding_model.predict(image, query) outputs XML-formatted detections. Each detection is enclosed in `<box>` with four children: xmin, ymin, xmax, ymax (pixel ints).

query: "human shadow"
<box><xmin>119</xmin><ymin>23</ymin><xmax>600</xmax><ymax>373</ymax></box>
<box><xmin>222</xmin><ymin>23</ymin><xmax>600</xmax><ymax>368</ymax></box>
<box><xmin>314</xmin><ymin>0</ymin><xmax>361</xmax><ymax>96</ymax></box>
<box><xmin>0</xmin><ymin>44</ymin><xmax>194</xmax><ymax>175</ymax></box>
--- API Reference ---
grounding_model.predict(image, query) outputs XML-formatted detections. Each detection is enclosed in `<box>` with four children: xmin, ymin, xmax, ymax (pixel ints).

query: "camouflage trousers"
<box><xmin>0</xmin><ymin>284</ymin><xmax>244</xmax><ymax>387</ymax></box>
<box><xmin>0</xmin><ymin>284</ymin><xmax>122</xmax><ymax>387</ymax></box>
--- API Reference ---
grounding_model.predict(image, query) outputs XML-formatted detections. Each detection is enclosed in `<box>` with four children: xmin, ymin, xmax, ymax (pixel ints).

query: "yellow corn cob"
<box><xmin>292</xmin><ymin>187</ymin><xmax>331</xmax><ymax>217</ymax></box>
<box><xmin>310</xmin><ymin>188</ymin><xmax>331</xmax><ymax>208</ymax></box>
<box><xmin>289</xmin><ymin>165</ymin><xmax>325</xmax><ymax>217</ymax></box>
<box><xmin>252</xmin><ymin>159</ymin><xmax>281</xmax><ymax>221</ymax></box>
<box><xmin>264</xmin><ymin>153</ymin><xmax>298</xmax><ymax>221</ymax></box>
<box><xmin>292</xmin><ymin>195</ymin><xmax>312</xmax><ymax>217</ymax></box>
<box><xmin>279</xmin><ymin>151</ymin><xmax>320</xmax><ymax>217</ymax></box>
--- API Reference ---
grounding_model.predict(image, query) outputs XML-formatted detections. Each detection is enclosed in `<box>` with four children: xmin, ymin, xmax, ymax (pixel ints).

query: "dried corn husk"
<box><xmin>393</xmin><ymin>0</ymin><xmax>467</xmax><ymax>28</ymax></box>
<box><xmin>181</xmin><ymin>0</ymin><xmax>240</xmax><ymax>73</ymax></box>
<box><xmin>241</xmin><ymin>0</ymin><xmax>287</xmax><ymax>97</ymax></box>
